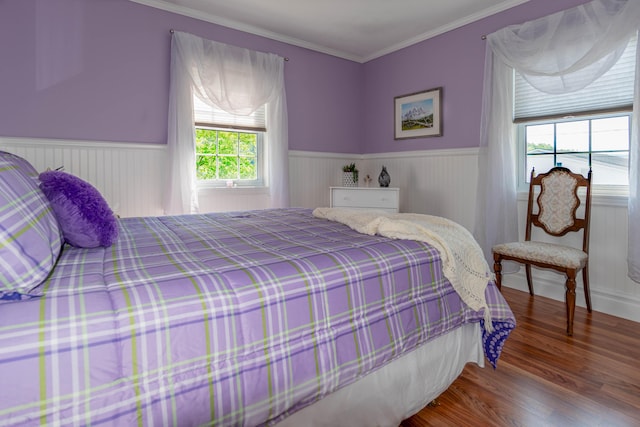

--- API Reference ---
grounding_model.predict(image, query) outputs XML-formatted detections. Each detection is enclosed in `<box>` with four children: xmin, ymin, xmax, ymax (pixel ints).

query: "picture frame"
<box><xmin>394</xmin><ymin>87</ymin><xmax>442</xmax><ymax>139</ymax></box>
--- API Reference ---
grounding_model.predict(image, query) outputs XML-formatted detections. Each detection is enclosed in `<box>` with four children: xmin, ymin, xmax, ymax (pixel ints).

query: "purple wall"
<box><xmin>0</xmin><ymin>0</ymin><xmax>363</xmax><ymax>153</ymax></box>
<box><xmin>362</xmin><ymin>0</ymin><xmax>590</xmax><ymax>153</ymax></box>
<box><xmin>1</xmin><ymin>0</ymin><xmax>590</xmax><ymax>154</ymax></box>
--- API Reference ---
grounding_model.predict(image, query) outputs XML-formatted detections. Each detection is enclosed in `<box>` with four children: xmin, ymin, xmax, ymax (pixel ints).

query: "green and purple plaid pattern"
<box><xmin>0</xmin><ymin>208</ymin><xmax>514</xmax><ymax>426</ymax></box>
<box><xmin>0</xmin><ymin>154</ymin><xmax>62</xmax><ymax>299</ymax></box>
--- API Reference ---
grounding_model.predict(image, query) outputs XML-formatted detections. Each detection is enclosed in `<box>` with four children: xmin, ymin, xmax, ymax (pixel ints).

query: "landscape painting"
<box><xmin>394</xmin><ymin>87</ymin><xmax>442</xmax><ymax>139</ymax></box>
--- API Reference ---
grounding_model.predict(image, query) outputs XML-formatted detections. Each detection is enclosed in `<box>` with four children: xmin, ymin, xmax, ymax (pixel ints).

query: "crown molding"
<box><xmin>362</xmin><ymin>0</ymin><xmax>530</xmax><ymax>62</ymax></box>
<box><xmin>128</xmin><ymin>0</ymin><xmax>363</xmax><ymax>62</ymax></box>
<box><xmin>129</xmin><ymin>0</ymin><xmax>529</xmax><ymax>64</ymax></box>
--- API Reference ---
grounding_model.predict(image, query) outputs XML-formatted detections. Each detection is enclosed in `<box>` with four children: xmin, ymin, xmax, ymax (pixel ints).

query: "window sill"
<box><xmin>197</xmin><ymin>185</ymin><xmax>269</xmax><ymax>195</ymax></box>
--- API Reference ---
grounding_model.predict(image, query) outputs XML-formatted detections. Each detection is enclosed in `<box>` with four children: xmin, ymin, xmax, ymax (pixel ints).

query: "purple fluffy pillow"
<box><xmin>39</xmin><ymin>171</ymin><xmax>118</xmax><ymax>248</ymax></box>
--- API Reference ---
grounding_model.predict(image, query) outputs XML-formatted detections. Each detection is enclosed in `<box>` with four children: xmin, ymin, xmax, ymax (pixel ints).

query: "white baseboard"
<box><xmin>502</xmin><ymin>271</ymin><xmax>640</xmax><ymax>324</ymax></box>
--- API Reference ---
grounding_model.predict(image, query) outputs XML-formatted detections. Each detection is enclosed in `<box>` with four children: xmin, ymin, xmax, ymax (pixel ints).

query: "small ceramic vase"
<box><xmin>378</xmin><ymin>166</ymin><xmax>390</xmax><ymax>187</ymax></box>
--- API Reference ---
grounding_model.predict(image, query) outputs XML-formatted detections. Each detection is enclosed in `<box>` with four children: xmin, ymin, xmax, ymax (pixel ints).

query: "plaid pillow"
<box><xmin>0</xmin><ymin>151</ymin><xmax>40</xmax><ymax>178</ymax></box>
<box><xmin>0</xmin><ymin>153</ymin><xmax>63</xmax><ymax>299</ymax></box>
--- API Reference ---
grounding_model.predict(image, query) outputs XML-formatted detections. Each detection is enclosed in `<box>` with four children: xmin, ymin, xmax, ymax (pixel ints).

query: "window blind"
<box><xmin>514</xmin><ymin>35</ymin><xmax>636</xmax><ymax>122</ymax></box>
<box><xmin>193</xmin><ymin>95</ymin><xmax>266</xmax><ymax>131</ymax></box>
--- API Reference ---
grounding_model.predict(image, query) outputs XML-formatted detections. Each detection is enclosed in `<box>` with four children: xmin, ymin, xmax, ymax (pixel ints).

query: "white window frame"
<box><xmin>195</xmin><ymin>125</ymin><xmax>266</xmax><ymax>189</ymax></box>
<box><xmin>516</xmin><ymin>112</ymin><xmax>631</xmax><ymax>199</ymax></box>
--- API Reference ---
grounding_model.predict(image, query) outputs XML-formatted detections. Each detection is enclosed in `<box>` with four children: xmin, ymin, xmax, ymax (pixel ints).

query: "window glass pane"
<box><xmin>218</xmin><ymin>156</ymin><xmax>237</xmax><ymax>179</ymax></box>
<box><xmin>195</xmin><ymin>128</ymin><xmax>217</xmax><ymax>181</ymax></box>
<box><xmin>196</xmin><ymin>155</ymin><xmax>217</xmax><ymax>180</ymax></box>
<box><xmin>239</xmin><ymin>157</ymin><xmax>257</xmax><ymax>179</ymax></box>
<box><xmin>556</xmin><ymin>120</ymin><xmax>589</xmax><ymax>152</ymax></box>
<box><xmin>239</xmin><ymin>133</ymin><xmax>257</xmax><ymax>155</ymax></box>
<box><xmin>592</xmin><ymin>152</ymin><xmax>628</xmax><ymax>185</ymax></box>
<box><xmin>526</xmin><ymin>124</ymin><xmax>554</xmax><ymax>154</ymax></box>
<box><xmin>218</xmin><ymin>132</ymin><xmax>238</xmax><ymax>154</ymax></box>
<box><xmin>526</xmin><ymin>154</ymin><xmax>555</xmax><ymax>181</ymax></box>
<box><xmin>592</xmin><ymin>116</ymin><xmax>630</xmax><ymax>152</ymax></box>
<box><xmin>195</xmin><ymin>129</ymin><xmax>217</xmax><ymax>153</ymax></box>
<box><xmin>195</xmin><ymin>127</ymin><xmax>261</xmax><ymax>184</ymax></box>
<box><xmin>521</xmin><ymin>113</ymin><xmax>630</xmax><ymax>188</ymax></box>
<box><xmin>555</xmin><ymin>154</ymin><xmax>589</xmax><ymax>175</ymax></box>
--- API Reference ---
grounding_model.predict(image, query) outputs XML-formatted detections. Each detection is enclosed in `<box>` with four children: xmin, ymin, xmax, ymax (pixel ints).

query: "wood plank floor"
<box><xmin>401</xmin><ymin>287</ymin><xmax>640</xmax><ymax>427</ymax></box>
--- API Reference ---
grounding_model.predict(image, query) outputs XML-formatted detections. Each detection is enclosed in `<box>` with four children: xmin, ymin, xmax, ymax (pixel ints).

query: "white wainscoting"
<box><xmin>2</xmin><ymin>137</ymin><xmax>638</xmax><ymax>324</ymax></box>
<box><xmin>288</xmin><ymin>150</ymin><xmax>361</xmax><ymax>210</ymax></box>
<box><xmin>0</xmin><ymin>137</ymin><xmax>165</xmax><ymax>218</ymax></box>
<box><xmin>288</xmin><ymin>148</ymin><xmax>480</xmax><ymax>231</ymax></box>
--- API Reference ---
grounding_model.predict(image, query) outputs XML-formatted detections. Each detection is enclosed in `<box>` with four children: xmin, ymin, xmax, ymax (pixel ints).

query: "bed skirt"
<box><xmin>276</xmin><ymin>322</ymin><xmax>483</xmax><ymax>427</ymax></box>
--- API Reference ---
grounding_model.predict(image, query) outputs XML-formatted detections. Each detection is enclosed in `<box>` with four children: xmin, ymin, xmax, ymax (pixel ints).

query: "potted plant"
<box><xmin>342</xmin><ymin>163</ymin><xmax>359</xmax><ymax>187</ymax></box>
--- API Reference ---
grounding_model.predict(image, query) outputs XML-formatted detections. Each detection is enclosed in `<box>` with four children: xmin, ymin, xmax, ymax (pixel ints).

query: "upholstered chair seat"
<box><xmin>493</xmin><ymin>241</ymin><xmax>588</xmax><ymax>270</ymax></box>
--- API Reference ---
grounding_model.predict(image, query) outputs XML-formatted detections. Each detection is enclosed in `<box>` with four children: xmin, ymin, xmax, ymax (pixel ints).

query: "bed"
<box><xmin>0</xmin><ymin>151</ymin><xmax>515</xmax><ymax>427</ymax></box>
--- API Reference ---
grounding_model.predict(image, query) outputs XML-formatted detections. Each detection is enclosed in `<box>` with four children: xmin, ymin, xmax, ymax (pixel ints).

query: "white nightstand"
<box><xmin>330</xmin><ymin>187</ymin><xmax>399</xmax><ymax>213</ymax></box>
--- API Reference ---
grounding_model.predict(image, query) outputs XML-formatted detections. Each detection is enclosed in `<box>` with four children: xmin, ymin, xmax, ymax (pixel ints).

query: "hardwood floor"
<box><xmin>401</xmin><ymin>287</ymin><xmax>640</xmax><ymax>427</ymax></box>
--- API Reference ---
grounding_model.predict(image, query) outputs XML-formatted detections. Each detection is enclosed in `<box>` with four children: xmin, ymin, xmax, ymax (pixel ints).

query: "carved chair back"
<box><xmin>526</xmin><ymin>166</ymin><xmax>592</xmax><ymax>253</ymax></box>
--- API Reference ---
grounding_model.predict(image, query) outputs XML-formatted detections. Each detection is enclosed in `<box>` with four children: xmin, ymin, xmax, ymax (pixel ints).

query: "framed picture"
<box><xmin>394</xmin><ymin>87</ymin><xmax>442</xmax><ymax>139</ymax></box>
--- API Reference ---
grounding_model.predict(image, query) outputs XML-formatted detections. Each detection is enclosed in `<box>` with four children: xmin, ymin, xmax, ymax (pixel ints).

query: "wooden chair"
<box><xmin>492</xmin><ymin>166</ymin><xmax>592</xmax><ymax>336</ymax></box>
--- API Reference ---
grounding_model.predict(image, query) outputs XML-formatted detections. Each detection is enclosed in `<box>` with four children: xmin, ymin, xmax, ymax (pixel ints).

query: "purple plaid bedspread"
<box><xmin>0</xmin><ymin>208</ymin><xmax>514</xmax><ymax>426</ymax></box>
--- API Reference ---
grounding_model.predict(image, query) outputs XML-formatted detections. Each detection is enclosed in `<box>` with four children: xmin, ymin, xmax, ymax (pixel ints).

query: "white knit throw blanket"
<box><xmin>313</xmin><ymin>207</ymin><xmax>494</xmax><ymax>328</ymax></box>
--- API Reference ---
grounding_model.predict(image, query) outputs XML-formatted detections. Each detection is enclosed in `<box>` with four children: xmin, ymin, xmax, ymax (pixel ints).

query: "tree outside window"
<box><xmin>195</xmin><ymin>128</ymin><xmax>260</xmax><ymax>184</ymax></box>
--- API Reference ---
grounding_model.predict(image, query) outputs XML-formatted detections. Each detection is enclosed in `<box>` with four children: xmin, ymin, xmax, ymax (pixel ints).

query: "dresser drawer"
<box><xmin>330</xmin><ymin>187</ymin><xmax>399</xmax><ymax>212</ymax></box>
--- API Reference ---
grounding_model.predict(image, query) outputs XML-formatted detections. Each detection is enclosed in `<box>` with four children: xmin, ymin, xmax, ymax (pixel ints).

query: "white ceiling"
<box><xmin>131</xmin><ymin>0</ymin><xmax>529</xmax><ymax>63</ymax></box>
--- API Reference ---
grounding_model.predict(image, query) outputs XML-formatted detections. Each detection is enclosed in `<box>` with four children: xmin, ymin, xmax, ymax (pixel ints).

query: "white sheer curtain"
<box><xmin>474</xmin><ymin>0</ymin><xmax>640</xmax><ymax>280</ymax></box>
<box><xmin>164</xmin><ymin>31</ymin><xmax>289</xmax><ymax>215</ymax></box>
<box><xmin>629</xmin><ymin>40</ymin><xmax>640</xmax><ymax>281</ymax></box>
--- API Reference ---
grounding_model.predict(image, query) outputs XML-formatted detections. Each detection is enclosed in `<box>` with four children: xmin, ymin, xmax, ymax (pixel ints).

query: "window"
<box><xmin>519</xmin><ymin>114</ymin><xmax>630</xmax><ymax>187</ymax></box>
<box><xmin>195</xmin><ymin>127</ymin><xmax>262</xmax><ymax>185</ymax></box>
<box><xmin>194</xmin><ymin>95</ymin><xmax>266</xmax><ymax>187</ymax></box>
<box><xmin>515</xmin><ymin>35</ymin><xmax>636</xmax><ymax>192</ymax></box>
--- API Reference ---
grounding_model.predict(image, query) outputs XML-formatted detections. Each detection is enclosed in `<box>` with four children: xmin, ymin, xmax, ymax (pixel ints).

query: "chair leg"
<box><xmin>493</xmin><ymin>254</ymin><xmax>502</xmax><ymax>291</ymax></box>
<box><xmin>582</xmin><ymin>264</ymin><xmax>592</xmax><ymax>313</ymax></box>
<box><xmin>565</xmin><ymin>271</ymin><xmax>577</xmax><ymax>336</ymax></box>
<box><xmin>525</xmin><ymin>264</ymin><xmax>534</xmax><ymax>296</ymax></box>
